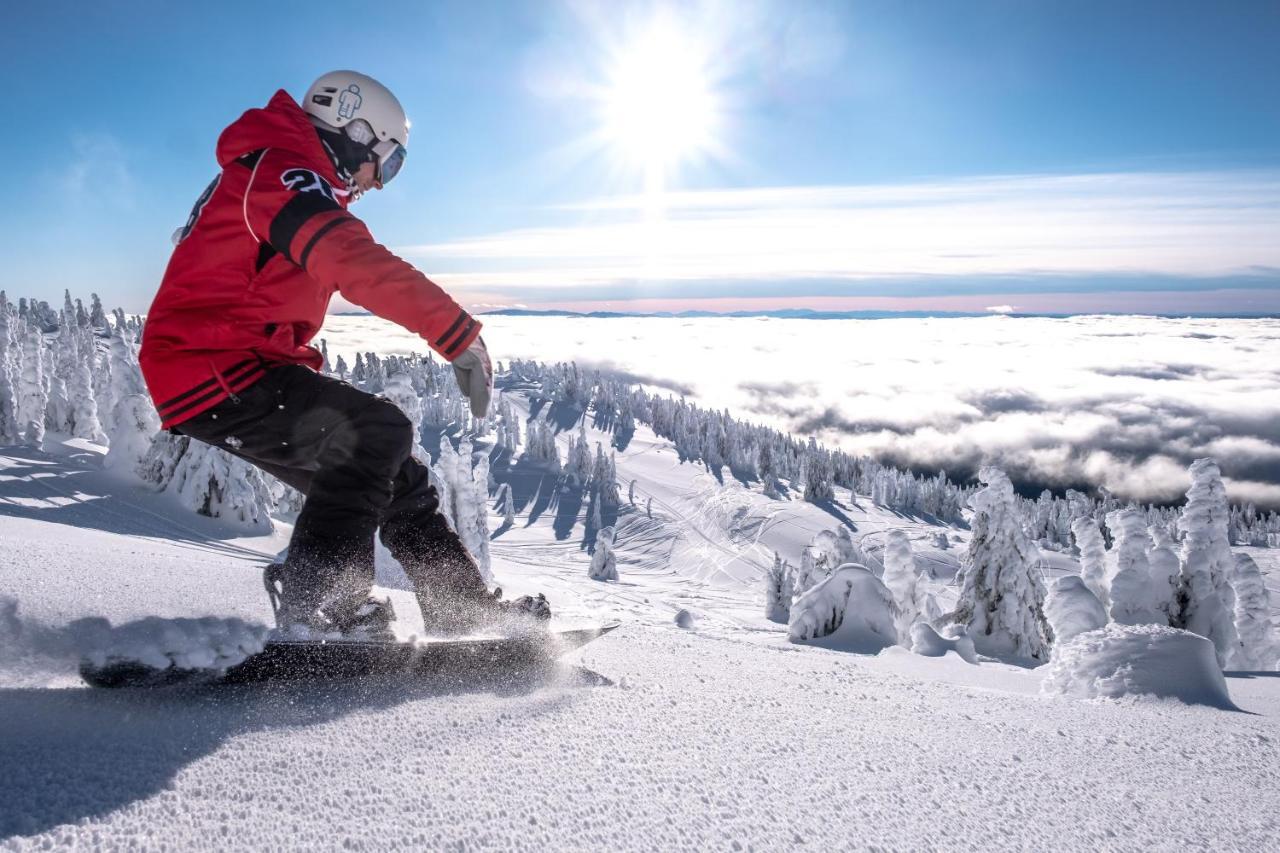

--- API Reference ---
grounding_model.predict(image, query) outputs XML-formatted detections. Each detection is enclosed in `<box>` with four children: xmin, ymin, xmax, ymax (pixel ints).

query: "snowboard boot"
<box><xmin>264</xmin><ymin>563</ymin><xmax>397</xmax><ymax>641</ymax></box>
<box><xmin>418</xmin><ymin>586</ymin><xmax>552</xmax><ymax>636</ymax></box>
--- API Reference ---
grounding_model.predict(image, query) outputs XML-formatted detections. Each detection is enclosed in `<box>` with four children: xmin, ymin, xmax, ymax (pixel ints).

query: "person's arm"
<box><xmin>244</xmin><ymin>151</ymin><xmax>481</xmax><ymax>361</ymax></box>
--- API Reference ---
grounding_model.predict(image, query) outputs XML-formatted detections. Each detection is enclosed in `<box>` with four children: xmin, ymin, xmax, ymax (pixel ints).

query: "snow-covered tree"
<box><xmin>382</xmin><ymin>371</ymin><xmax>426</xmax><ymax>462</ymax></box>
<box><xmin>103</xmin><ymin>314</ymin><xmax>158</xmax><ymax>473</ymax></box>
<box><xmin>1044</xmin><ymin>575</ymin><xmax>1107</xmax><ymax>646</ymax></box>
<box><xmin>882</xmin><ymin>529</ymin><xmax>927</xmax><ymax>642</ymax></box>
<box><xmin>1147</xmin><ymin>524</ymin><xmax>1181</xmax><ymax>624</ymax></box>
<box><xmin>1071</xmin><ymin>516</ymin><xmax>1109</xmax><ymax>609</ymax></box>
<box><xmin>764</xmin><ymin>553</ymin><xmax>795</xmax><ymax>623</ymax></box>
<box><xmin>952</xmin><ymin>467</ymin><xmax>1052</xmax><ymax>662</ymax></box>
<box><xmin>0</xmin><ymin>293</ymin><xmax>21</xmax><ymax>444</ymax></box>
<box><xmin>432</xmin><ymin>436</ymin><xmax>493</xmax><ymax>583</ymax></box>
<box><xmin>1174</xmin><ymin>458</ymin><xmax>1241</xmax><ymax>668</ymax></box>
<box><xmin>567</xmin><ymin>422</ymin><xmax>592</xmax><ymax>487</ymax></box>
<box><xmin>1106</xmin><ymin>508</ymin><xmax>1162</xmax><ymax>625</ymax></box>
<box><xmin>17</xmin><ymin>321</ymin><xmax>47</xmax><ymax>447</ymax></box>
<box><xmin>588</xmin><ymin>525</ymin><xmax>619</xmax><ymax>581</ymax></box>
<box><xmin>788</xmin><ymin>564</ymin><xmax>900</xmax><ymax>652</ymax></box>
<box><xmin>1231</xmin><ymin>553</ymin><xmax>1278</xmax><ymax>671</ymax></box>
<box><xmin>495</xmin><ymin>482</ymin><xmax>515</xmax><ymax>527</ymax></box>
<box><xmin>144</xmin><ymin>435</ymin><xmax>275</xmax><ymax>531</ymax></box>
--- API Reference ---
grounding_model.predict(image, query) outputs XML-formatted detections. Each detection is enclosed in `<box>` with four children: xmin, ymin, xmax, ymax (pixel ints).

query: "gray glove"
<box><xmin>452</xmin><ymin>336</ymin><xmax>493</xmax><ymax>419</ymax></box>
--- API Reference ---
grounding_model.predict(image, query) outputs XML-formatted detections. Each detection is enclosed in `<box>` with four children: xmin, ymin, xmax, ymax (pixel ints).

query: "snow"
<box><xmin>909</xmin><ymin>622</ymin><xmax>978</xmax><ymax>663</ymax></box>
<box><xmin>2</xmin><ymin>359</ymin><xmax>1280</xmax><ymax>847</ymax></box>
<box><xmin>788</xmin><ymin>564</ymin><xmax>899</xmax><ymax>653</ymax></box>
<box><xmin>1044</xmin><ymin>575</ymin><xmax>1108</xmax><ymax>645</ymax></box>
<box><xmin>1041</xmin><ymin>624</ymin><xmax>1239</xmax><ymax>711</ymax></box>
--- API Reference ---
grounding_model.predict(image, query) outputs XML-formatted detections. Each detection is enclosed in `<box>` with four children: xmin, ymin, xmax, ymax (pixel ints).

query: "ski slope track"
<box><xmin>2</xmin><ymin>406</ymin><xmax>1279</xmax><ymax>850</ymax></box>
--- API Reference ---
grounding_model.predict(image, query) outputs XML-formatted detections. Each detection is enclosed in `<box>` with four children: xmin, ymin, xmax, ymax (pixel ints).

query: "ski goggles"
<box><xmin>372</xmin><ymin>138</ymin><xmax>407</xmax><ymax>184</ymax></box>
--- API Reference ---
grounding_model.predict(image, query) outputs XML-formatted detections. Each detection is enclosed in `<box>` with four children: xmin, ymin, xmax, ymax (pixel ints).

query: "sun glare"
<box><xmin>597</xmin><ymin>17</ymin><xmax>721</xmax><ymax>194</ymax></box>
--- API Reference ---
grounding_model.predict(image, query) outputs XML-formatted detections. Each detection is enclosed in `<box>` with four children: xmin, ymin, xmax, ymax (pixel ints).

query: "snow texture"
<box><xmin>1042</xmin><ymin>624</ymin><xmax>1238</xmax><ymax>710</ymax></box>
<box><xmin>1044</xmin><ymin>575</ymin><xmax>1107</xmax><ymax>646</ymax></box>
<box><xmin>788</xmin><ymin>564</ymin><xmax>899</xmax><ymax>653</ymax></box>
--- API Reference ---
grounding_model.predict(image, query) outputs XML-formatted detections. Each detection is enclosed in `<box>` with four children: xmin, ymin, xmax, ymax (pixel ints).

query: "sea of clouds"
<box><xmin>321</xmin><ymin>313</ymin><xmax>1280</xmax><ymax>510</ymax></box>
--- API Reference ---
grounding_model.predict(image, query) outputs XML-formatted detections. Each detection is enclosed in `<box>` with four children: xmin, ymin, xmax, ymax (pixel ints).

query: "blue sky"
<box><xmin>5</xmin><ymin>0</ymin><xmax>1279</xmax><ymax>314</ymax></box>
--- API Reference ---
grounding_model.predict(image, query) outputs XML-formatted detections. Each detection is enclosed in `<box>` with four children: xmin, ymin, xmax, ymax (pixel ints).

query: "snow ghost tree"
<box><xmin>588</xmin><ymin>525</ymin><xmax>619</xmax><ymax>581</ymax></box>
<box><xmin>1146</xmin><ymin>524</ymin><xmax>1181</xmax><ymax>625</ymax></box>
<box><xmin>1071</xmin><ymin>516</ymin><xmax>1109</xmax><ymax>609</ymax></box>
<box><xmin>382</xmin><ymin>371</ymin><xmax>427</xmax><ymax>462</ymax></box>
<box><xmin>18</xmin><ymin>321</ymin><xmax>47</xmax><ymax>447</ymax></box>
<box><xmin>882</xmin><ymin>529</ymin><xmax>927</xmax><ymax>642</ymax></box>
<box><xmin>495</xmin><ymin>482</ymin><xmax>516</xmax><ymax>528</ymax></box>
<box><xmin>431</xmin><ymin>436</ymin><xmax>493</xmax><ymax>583</ymax></box>
<box><xmin>953</xmin><ymin>467</ymin><xmax>1053</xmax><ymax>662</ymax></box>
<box><xmin>765</xmin><ymin>553</ymin><xmax>794</xmax><ymax>623</ymax></box>
<box><xmin>1174</xmin><ymin>458</ymin><xmax>1241</xmax><ymax>668</ymax></box>
<box><xmin>1105</xmin><ymin>508</ymin><xmax>1162</xmax><ymax>625</ymax></box>
<box><xmin>0</xmin><ymin>294</ymin><xmax>21</xmax><ymax>444</ymax></box>
<box><xmin>103</xmin><ymin>316</ymin><xmax>159</xmax><ymax>473</ymax></box>
<box><xmin>143</xmin><ymin>435</ymin><xmax>276</xmax><ymax>531</ymax></box>
<box><xmin>1044</xmin><ymin>575</ymin><xmax>1107</xmax><ymax>646</ymax></box>
<box><xmin>1231</xmin><ymin>552</ymin><xmax>1278</xmax><ymax>671</ymax></box>
<box><xmin>788</xmin><ymin>564</ymin><xmax>900</xmax><ymax>653</ymax></box>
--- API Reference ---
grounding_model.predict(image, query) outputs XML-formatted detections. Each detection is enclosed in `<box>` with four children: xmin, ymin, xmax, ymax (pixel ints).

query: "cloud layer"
<box><xmin>323</xmin><ymin>314</ymin><xmax>1280</xmax><ymax>510</ymax></box>
<box><xmin>397</xmin><ymin>170</ymin><xmax>1280</xmax><ymax>303</ymax></box>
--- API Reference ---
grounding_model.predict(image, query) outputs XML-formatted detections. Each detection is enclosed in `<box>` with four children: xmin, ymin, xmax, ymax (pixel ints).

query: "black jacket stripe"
<box><xmin>255</xmin><ymin>242</ymin><xmax>278</xmax><ymax>273</ymax></box>
<box><xmin>163</xmin><ymin>364</ymin><xmax>265</xmax><ymax>421</ymax></box>
<box><xmin>443</xmin><ymin>319</ymin><xmax>478</xmax><ymax>356</ymax></box>
<box><xmin>156</xmin><ymin>359</ymin><xmax>255</xmax><ymax>412</ymax></box>
<box><xmin>298</xmin><ymin>216</ymin><xmax>352</xmax><ymax>271</ymax></box>
<box><xmin>268</xmin><ymin>193</ymin><xmax>343</xmax><ymax>263</ymax></box>
<box><xmin>434</xmin><ymin>309</ymin><xmax>469</xmax><ymax>347</ymax></box>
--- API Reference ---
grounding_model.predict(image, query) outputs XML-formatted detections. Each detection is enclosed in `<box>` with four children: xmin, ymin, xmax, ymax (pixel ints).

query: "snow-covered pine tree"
<box><xmin>1106</xmin><ymin>508</ymin><xmax>1163</xmax><ymax>625</ymax></box>
<box><xmin>103</xmin><ymin>312</ymin><xmax>159</xmax><ymax>473</ymax></box>
<box><xmin>382</xmin><ymin>371</ymin><xmax>427</xmax><ymax>462</ymax></box>
<box><xmin>765</xmin><ymin>552</ymin><xmax>794</xmax><ymax>623</ymax></box>
<box><xmin>1147</xmin><ymin>524</ymin><xmax>1181</xmax><ymax>625</ymax></box>
<box><xmin>1071</xmin><ymin>516</ymin><xmax>1109</xmax><ymax>608</ymax></box>
<box><xmin>1175</xmin><ymin>458</ymin><xmax>1241</xmax><ymax>668</ymax></box>
<box><xmin>588</xmin><ymin>525</ymin><xmax>619</xmax><ymax>581</ymax></box>
<box><xmin>1044</xmin><ymin>575</ymin><xmax>1107</xmax><ymax>646</ymax></box>
<box><xmin>334</xmin><ymin>354</ymin><xmax>349</xmax><ymax>380</ymax></box>
<box><xmin>952</xmin><ymin>467</ymin><xmax>1053</xmax><ymax>661</ymax></box>
<box><xmin>0</xmin><ymin>293</ymin><xmax>21</xmax><ymax>444</ymax></box>
<box><xmin>17</xmin><ymin>320</ymin><xmax>48</xmax><ymax>447</ymax></box>
<box><xmin>495</xmin><ymin>481</ymin><xmax>515</xmax><ymax>527</ymax></box>
<box><xmin>567</xmin><ymin>423</ymin><xmax>592</xmax><ymax>487</ymax></box>
<box><xmin>161</xmin><ymin>437</ymin><xmax>275</xmax><ymax>531</ymax></box>
<box><xmin>1230</xmin><ymin>552</ymin><xmax>1278</xmax><ymax>671</ymax></box>
<box><xmin>66</xmin><ymin>312</ymin><xmax>104</xmax><ymax>442</ymax></box>
<box><xmin>882</xmin><ymin>529</ymin><xmax>927</xmax><ymax>642</ymax></box>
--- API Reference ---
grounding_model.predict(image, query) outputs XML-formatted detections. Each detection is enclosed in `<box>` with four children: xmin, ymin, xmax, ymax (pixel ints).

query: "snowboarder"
<box><xmin>139</xmin><ymin>71</ymin><xmax>549</xmax><ymax>638</ymax></box>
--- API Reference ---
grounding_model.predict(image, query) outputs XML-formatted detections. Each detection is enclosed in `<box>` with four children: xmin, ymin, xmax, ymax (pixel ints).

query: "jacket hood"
<box><xmin>215</xmin><ymin>90</ymin><xmax>341</xmax><ymax>186</ymax></box>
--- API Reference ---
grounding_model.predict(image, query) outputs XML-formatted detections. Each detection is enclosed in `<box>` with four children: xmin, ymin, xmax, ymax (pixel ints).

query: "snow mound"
<box><xmin>674</xmin><ymin>609</ymin><xmax>695</xmax><ymax>629</ymax></box>
<box><xmin>1</xmin><ymin>597</ymin><xmax>268</xmax><ymax>678</ymax></box>
<box><xmin>788</xmin><ymin>564</ymin><xmax>899</xmax><ymax>654</ymax></box>
<box><xmin>1041</xmin><ymin>624</ymin><xmax>1238</xmax><ymax>710</ymax></box>
<box><xmin>910</xmin><ymin>623</ymin><xmax>978</xmax><ymax>664</ymax></box>
<box><xmin>1045</xmin><ymin>575</ymin><xmax>1107</xmax><ymax>645</ymax></box>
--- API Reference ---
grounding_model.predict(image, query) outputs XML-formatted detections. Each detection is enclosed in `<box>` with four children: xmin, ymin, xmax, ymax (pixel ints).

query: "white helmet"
<box><xmin>303</xmin><ymin>71</ymin><xmax>409</xmax><ymax>184</ymax></box>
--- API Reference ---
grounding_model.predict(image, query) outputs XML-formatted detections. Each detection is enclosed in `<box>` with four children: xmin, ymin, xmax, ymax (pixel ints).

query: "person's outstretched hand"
<box><xmin>452</xmin><ymin>336</ymin><xmax>493</xmax><ymax>419</ymax></box>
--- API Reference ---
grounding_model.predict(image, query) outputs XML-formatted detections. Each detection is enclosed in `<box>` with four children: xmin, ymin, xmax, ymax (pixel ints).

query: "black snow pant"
<box><xmin>175</xmin><ymin>364</ymin><xmax>487</xmax><ymax>614</ymax></box>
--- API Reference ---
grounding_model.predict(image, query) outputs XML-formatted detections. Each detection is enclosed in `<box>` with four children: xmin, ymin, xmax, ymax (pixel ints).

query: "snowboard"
<box><xmin>80</xmin><ymin>623</ymin><xmax>620</xmax><ymax>689</ymax></box>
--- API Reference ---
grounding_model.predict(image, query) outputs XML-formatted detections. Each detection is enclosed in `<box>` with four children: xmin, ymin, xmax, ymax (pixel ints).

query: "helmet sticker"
<box><xmin>280</xmin><ymin>168</ymin><xmax>337</xmax><ymax>202</ymax></box>
<box><xmin>337</xmin><ymin>84</ymin><xmax>362</xmax><ymax>120</ymax></box>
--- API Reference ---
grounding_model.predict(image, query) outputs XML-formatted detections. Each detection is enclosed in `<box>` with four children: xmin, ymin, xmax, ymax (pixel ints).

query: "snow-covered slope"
<box><xmin>2</xmin><ymin>408</ymin><xmax>1279</xmax><ymax>848</ymax></box>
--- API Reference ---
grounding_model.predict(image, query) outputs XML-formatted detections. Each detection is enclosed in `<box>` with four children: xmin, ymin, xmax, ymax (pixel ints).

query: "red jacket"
<box><xmin>140</xmin><ymin>90</ymin><xmax>481</xmax><ymax>427</ymax></box>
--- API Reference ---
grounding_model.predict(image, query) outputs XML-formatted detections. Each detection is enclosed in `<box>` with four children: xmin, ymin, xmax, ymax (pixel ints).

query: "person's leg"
<box><xmin>176</xmin><ymin>365</ymin><xmax>414</xmax><ymax>620</ymax></box>
<box><xmin>379</xmin><ymin>456</ymin><xmax>489</xmax><ymax>607</ymax></box>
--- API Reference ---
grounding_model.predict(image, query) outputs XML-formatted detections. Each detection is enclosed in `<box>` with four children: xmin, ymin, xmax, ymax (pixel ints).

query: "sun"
<box><xmin>596</xmin><ymin>16</ymin><xmax>722</xmax><ymax>193</ymax></box>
